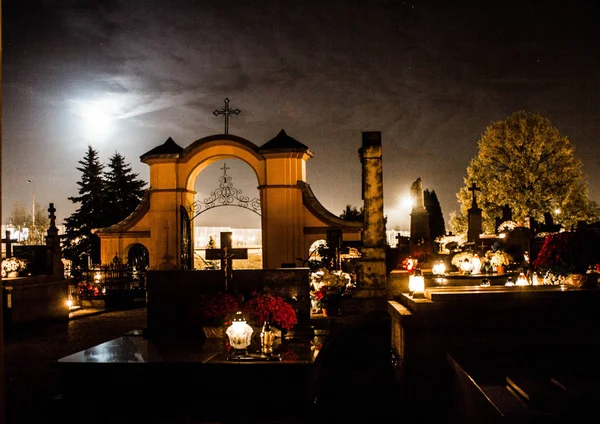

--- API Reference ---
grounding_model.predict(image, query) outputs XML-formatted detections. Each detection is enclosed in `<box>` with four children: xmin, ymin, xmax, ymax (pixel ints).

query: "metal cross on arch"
<box><xmin>189</xmin><ymin>162</ymin><xmax>261</xmax><ymax>220</ymax></box>
<box><xmin>213</xmin><ymin>98</ymin><xmax>240</xmax><ymax>135</ymax></box>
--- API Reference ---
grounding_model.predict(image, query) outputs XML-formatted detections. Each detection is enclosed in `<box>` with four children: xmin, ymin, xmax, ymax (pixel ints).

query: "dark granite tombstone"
<box><xmin>146</xmin><ymin>268</ymin><xmax>311</xmax><ymax>338</ymax></box>
<box><xmin>467</xmin><ymin>182</ymin><xmax>482</xmax><ymax>245</ymax></box>
<box><xmin>389</xmin><ymin>285</ymin><xmax>600</xmax><ymax>418</ymax></box>
<box><xmin>13</xmin><ymin>245</ymin><xmax>47</xmax><ymax>276</ymax></box>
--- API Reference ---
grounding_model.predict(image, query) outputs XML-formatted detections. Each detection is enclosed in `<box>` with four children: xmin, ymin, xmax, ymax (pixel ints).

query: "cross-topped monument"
<box><xmin>2</xmin><ymin>230</ymin><xmax>18</xmax><ymax>258</ymax></box>
<box><xmin>468</xmin><ymin>182</ymin><xmax>481</xmax><ymax>209</ymax></box>
<box><xmin>205</xmin><ymin>231</ymin><xmax>248</xmax><ymax>291</ymax></box>
<box><xmin>213</xmin><ymin>98</ymin><xmax>241</xmax><ymax>135</ymax></box>
<box><xmin>46</xmin><ymin>202</ymin><xmax>65</xmax><ymax>278</ymax></box>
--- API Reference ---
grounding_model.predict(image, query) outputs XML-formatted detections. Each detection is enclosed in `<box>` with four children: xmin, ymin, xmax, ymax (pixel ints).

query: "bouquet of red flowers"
<box><xmin>242</xmin><ymin>294</ymin><xmax>297</xmax><ymax>330</ymax></box>
<box><xmin>533</xmin><ymin>230</ymin><xmax>600</xmax><ymax>277</ymax></box>
<box><xmin>198</xmin><ymin>292</ymin><xmax>240</xmax><ymax>326</ymax></box>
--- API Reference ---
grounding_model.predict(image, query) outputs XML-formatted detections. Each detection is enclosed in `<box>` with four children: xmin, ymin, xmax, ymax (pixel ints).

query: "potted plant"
<box><xmin>487</xmin><ymin>250</ymin><xmax>512</xmax><ymax>274</ymax></box>
<box><xmin>450</xmin><ymin>252</ymin><xmax>474</xmax><ymax>273</ymax></box>
<box><xmin>309</xmin><ymin>268</ymin><xmax>354</xmax><ymax>316</ymax></box>
<box><xmin>1</xmin><ymin>257</ymin><xmax>27</xmax><ymax>278</ymax></box>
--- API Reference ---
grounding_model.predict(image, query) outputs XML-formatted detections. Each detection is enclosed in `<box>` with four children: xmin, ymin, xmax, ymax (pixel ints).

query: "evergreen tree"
<box><xmin>424</xmin><ymin>189</ymin><xmax>445</xmax><ymax>239</ymax></box>
<box><xmin>339</xmin><ymin>203</ymin><xmax>388</xmax><ymax>233</ymax></box>
<box><xmin>104</xmin><ymin>152</ymin><xmax>147</xmax><ymax>224</ymax></box>
<box><xmin>62</xmin><ymin>145</ymin><xmax>109</xmax><ymax>266</ymax></box>
<box><xmin>452</xmin><ymin>111</ymin><xmax>599</xmax><ymax>234</ymax></box>
<box><xmin>340</xmin><ymin>204</ymin><xmax>364</xmax><ymax>222</ymax></box>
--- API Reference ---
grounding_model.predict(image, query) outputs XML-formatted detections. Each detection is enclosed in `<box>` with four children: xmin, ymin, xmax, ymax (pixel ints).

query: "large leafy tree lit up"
<box><xmin>451</xmin><ymin>111</ymin><xmax>598</xmax><ymax>234</ymax></box>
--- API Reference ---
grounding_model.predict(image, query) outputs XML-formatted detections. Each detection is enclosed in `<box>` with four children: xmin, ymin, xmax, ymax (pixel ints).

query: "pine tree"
<box><xmin>340</xmin><ymin>204</ymin><xmax>364</xmax><ymax>222</ymax></box>
<box><xmin>104</xmin><ymin>152</ymin><xmax>147</xmax><ymax>224</ymax></box>
<box><xmin>452</xmin><ymin>111</ymin><xmax>599</xmax><ymax>234</ymax></box>
<box><xmin>424</xmin><ymin>189</ymin><xmax>446</xmax><ymax>239</ymax></box>
<box><xmin>62</xmin><ymin>145</ymin><xmax>109</xmax><ymax>266</ymax></box>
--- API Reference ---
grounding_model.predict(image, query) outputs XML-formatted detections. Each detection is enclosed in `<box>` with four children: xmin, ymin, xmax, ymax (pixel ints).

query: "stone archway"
<box><xmin>127</xmin><ymin>243</ymin><xmax>149</xmax><ymax>270</ymax></box>
<box><xmin>95</xmin><ymin>130</ymin><xmax>363</xmax><ymax>270</ymax></box>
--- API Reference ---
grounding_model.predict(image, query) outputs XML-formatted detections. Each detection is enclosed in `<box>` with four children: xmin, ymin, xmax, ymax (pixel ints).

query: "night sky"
<box><xmin>2</xmin><ymin>0</ymin><xmax>599</xmax><ymax>231</ymax></box>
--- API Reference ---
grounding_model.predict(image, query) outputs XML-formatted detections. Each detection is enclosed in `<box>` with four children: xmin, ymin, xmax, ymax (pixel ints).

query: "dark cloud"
<box><xmin>2</xmin><ymin>0</ymin><xmax>599</xmax><ymax>229</ymax></box>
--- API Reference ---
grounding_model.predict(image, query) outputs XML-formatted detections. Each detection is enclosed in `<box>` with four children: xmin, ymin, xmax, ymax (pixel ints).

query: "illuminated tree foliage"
<box><xmin>7</xmin><ymin>201</ymin><xmax>49</xmax><ymax>244</ymax></box>
<box><xmin>452</xmin><ymin>111</ymin><xmax>598</xmax><ymax>234</ymax></box>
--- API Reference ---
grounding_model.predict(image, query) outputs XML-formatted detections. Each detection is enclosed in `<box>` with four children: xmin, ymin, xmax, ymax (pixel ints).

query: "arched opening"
<box><xmin>127</xmin><ymin>243</ymin><xmax>149</xmax><ymax>289</ymax></box>
<box><xmin>304</xmin><ymin>239</ymin><xmax>327</xmax><ymax>270</ymax></box>
<box><xmin>127</xmin><ymin>243</ymin><xmax>149</xmax><ymax>270</ymax></box>
<box><xmin>192</xmin><ymin>158</ymin><xmax>262</xmax><ymax>270</ymax></box>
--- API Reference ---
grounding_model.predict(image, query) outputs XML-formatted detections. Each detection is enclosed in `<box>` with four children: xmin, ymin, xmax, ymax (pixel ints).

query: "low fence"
<box><xmin>70</xmin><ymin>264</ymin><xmax>147</xmax><ymax>309</ymax></box>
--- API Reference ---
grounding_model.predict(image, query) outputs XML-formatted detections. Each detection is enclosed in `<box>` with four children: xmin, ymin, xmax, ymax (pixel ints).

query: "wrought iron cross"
<box><xmin>468</xmin><ymin>182</ymin><xmax>481</xmax><ymax>208</ymax></box>
<box><xmin>213</xmin><ymin>98</ymin><xmax>240</xmax><ymax>135</ymax></box>
<box><xmin>221</xmin><ymin>163</ymin><xmax>230</xmax><ymax>175</ymax></box>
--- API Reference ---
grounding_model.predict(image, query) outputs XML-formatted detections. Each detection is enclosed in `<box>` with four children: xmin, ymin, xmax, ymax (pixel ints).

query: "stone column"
<box><xmin>353</xmin><ymin>132</ymin><xmax>387</xmax><ymax>313</ymax></box>
<box><xmin>467</xmin><ymin>206</ymin><xmax>482</xmax><ymax>245</ymax></box>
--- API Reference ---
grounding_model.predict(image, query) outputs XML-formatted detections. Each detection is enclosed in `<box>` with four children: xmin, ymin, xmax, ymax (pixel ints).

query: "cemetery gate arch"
<box><xmin>95</xmin><ymin>131</ymin><xmax>362</xmax><ymax>270</ymax></box>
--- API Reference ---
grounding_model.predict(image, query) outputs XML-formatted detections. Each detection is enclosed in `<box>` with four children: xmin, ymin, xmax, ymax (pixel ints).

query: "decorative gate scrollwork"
<box><xmin>180</xmin><ymin>206</ymin><xmax>192</xmax><ymax>270</ymax></box>
<box><xmin>189</xmin><ymin>163</ymin><xmax>261</xmax><ymax>219</ymax></box>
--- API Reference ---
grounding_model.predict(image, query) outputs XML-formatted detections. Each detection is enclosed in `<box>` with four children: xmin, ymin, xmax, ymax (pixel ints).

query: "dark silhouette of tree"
<box><xmin>424</xmin><ymin>189</ymin><xmax>445</xmax><ymax>239</ymax></box>
<box><xmin>340</xmin><ymin>204</ymin><xmax>364</xmax><ymax>222</ymax></box>
<box><xmin>104</xmin><ymin>152</ymin><xmax>147</xmax><ymax>224</ymax></box>
<box><xmin>62</xmin><ymin>145</ymin><xmax>110</xmax><ymax>267</ymax></box>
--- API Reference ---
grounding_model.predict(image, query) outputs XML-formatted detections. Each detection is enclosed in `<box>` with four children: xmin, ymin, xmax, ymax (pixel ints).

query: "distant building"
<box><xmin>194</xmin><ymin>227</ymin><xmax>262</xmax><ymax>249</ymax></box>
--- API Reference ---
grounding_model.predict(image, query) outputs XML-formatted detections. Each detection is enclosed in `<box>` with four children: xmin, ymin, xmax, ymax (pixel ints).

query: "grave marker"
<box><xmin>205</xmin><ymin>231</ymin><xmax>248</xmax><ymax>290</ymax></box>
<box><xmin>2</xmin><ymin>230</ymin><xmax>18</xmax><ymax>258</ymax></box>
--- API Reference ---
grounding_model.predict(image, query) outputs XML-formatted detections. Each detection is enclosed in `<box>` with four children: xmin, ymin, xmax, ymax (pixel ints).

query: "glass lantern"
<box><xmin>408</xmin><ymin>268</ymin><xmax>425</xmax><ymax>298</ymax></box>
<box><xmin>515</xmin><ymin>272</ymin><xmax>529</xmax><ymax>286</ymax></box>
<box><xmin>432</xmin><ymin>261</ymin><xmax>446</xmax><ymax>276</ymax></box>
<box><xmin>226</xmin><ymin>311</ymin><xmax>254</xmax><ymax>356</ymax></box>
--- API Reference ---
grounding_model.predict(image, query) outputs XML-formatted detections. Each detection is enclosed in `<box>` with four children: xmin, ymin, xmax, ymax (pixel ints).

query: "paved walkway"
<box><xmin>4</xmin><ymin>307</ymin><xmax>148</xmax><ymax>424</ymax></box>
<box><xmin>2</xmin><ymin>308</ymin><xmax>441</xmax><ymax>424</ymax></box>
